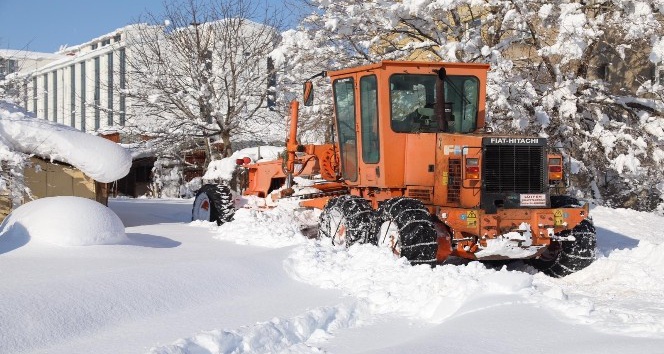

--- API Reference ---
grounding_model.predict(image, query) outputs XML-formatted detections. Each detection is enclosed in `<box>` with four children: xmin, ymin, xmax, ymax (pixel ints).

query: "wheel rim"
<box><xmin>378</xmin><ymin>220</ymin><xmax>401</xmax><ymax>256</ymax></box>
<box><xmin>192</xmin><ymin>194</ymin><xmax>211</xmax><ymax>221</ymax></box>
<box><xmin>537</xmin><ymin>241</ymin><xmax>561</xmax><ymax>262</ymax></box>
<box><xmin>326</xmin><ymin>209</ymin><xmax>347</xmax><ymax>246</ymax></box>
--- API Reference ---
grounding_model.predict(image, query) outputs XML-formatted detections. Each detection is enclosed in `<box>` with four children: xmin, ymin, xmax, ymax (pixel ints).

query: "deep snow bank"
<box><xmin>0</xmin><ymin>196</ymin><xmax>127</xmax><ymax>247</ymax></box>
<box><xmin>154</xmin><ymin>203</ymin><xmax>664</xmax><ymax>353</ymax></box>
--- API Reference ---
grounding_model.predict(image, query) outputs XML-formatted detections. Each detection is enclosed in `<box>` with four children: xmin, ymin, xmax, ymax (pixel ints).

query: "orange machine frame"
<box><xmin>242</xmin><ymin>60</ymin><xmax>589</xmax><ymax>262</ymax></box>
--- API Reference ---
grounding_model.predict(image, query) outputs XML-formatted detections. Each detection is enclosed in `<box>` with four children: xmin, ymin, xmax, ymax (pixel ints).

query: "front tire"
<box><xmin>318</xmin><ymin>195</ymin><xmax>376</xmax><ymax>247</ymax></box>
<box><xmin>192</xmin><ymin>184</ymin><xmax>235</xmax><ymax>225</ymax></box>
<box><xmin>528</xmin><ymin>219</ymin><xmax>596</xmax><ymax>277</ymax></box>
<box><xmin>376</xmin><ymin>198</ymin><xmax>438</xmax><ymax>266</ymax></box>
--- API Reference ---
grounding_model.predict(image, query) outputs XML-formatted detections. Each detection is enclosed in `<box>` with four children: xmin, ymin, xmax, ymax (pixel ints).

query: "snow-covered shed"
<box><xmin>0</xmin><ymin>100</ymin><xmax>131</xmax><ymax>220</ymax></box>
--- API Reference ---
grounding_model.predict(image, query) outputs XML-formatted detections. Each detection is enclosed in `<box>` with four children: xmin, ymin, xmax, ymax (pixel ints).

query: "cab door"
<box><xmin>358</xmin><ymin>75</ymin><xmax>380</xmax><ymax>184</ymax></box>
<box><xmin>332</xmin><ymin>77</ymin><xmax>359</xmax><ymax>183</ymax></box>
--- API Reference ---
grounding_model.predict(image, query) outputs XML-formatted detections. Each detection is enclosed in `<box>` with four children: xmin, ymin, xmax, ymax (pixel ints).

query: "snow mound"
<box><xmin>149</xmin><ymin>303</ymin><xmax>366</xmax><ymax>354</ymax></box>
<box><xmin>0</xmin><ymin>196</ymin><xmax>127</xmax><ymax>246</ymax></box>
<box><xmin>286</xmin><ymin>242</ymin><xmax>533</xmax><ymax>323</ymax></box>
<box><xmin>0</xmin><ymin>101</ymin><xmax>131</xmax><ymax>182</ymax></box>
<box><xmin>203</xmin><ymin>146</ymin><xmax>283</xmax><ymax>181</ymax></box>
<box><xmin>532</xmin><ymin>241</ymin><xmax>664</xmax><ymax>336</ymax></box>
<box><xmin>193</xmin><ymin>200</ymin><xmax>316</xmax><ymax>248</ymax></box>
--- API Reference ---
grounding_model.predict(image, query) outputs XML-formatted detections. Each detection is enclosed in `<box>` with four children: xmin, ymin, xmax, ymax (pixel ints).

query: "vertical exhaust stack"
<box><xmin>435</xmin><ymin>67</ymin><xmax>448</xmax><ymax>132</ymax></box>
<box><xmin>285</xmin><ymin>100</ymin><xmax>300</xmax><ymax>188</ymax></box>
<box><xmin>284</xmin><ymin>78</ymin><xmax>318</xmax><ymax>187</ymax></box>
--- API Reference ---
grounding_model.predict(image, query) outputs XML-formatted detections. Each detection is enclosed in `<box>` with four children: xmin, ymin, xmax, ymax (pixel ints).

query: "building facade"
<box><xmin>6</xmin><ymin>20</ymin><xmax>278</xmax><ymax>139</ymax></box>
<box><xmin>12</xmin><ymin>30</ymin><xmax>131</xmax><ymax>133</ymax></box>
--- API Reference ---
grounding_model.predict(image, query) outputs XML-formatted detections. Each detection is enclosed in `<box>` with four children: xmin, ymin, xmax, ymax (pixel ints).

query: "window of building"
<box><xmin>70</xmin><ymin>65</ymin><xmax>76</xmax><ymax>127</ymax></box>
<box><xmin>80</xmin><ymin>62</ymin><xmax>86</xmax><ymax>131</ymax></box>
<box><xmin>91</xmin><ymin>43</ymin><xmax>98</xmax><ymax>50</ymax></box>
<box><xmin>113</xmin><ymin>34</ymin><xmax>121</xmax><ymax>42</ymax></box>
<box><xmin>32</xmin><ymin>77</ymin><xmax>38</xmax><ymax>113</ymax></box>
<box><xmin>43</xmin><ymin>74</ymin><xmax>48</xmax><ymax>120</ymax></box>
<box><xmin>0</xmin><ymin>58</ymin><xmax>17</xmax><ymax>80</ymax></box>
<box><xmin>94</xmin><ymin>56</ymin><xmax>100</xmax><ymax>130</ymax></box>
<box><xmin>119</xmin><ymin>48</ymin><xmax>126</xmax><ymax>126</ymax></box>
<box><xmin>107</xmin><ymin>52</ymin><xmax>114</xmax><ymax>126</ymax></box>
<box><xmin>52</xmin><ymin>71</ymin><xmax>58</xmax><ymax>122</ymax></box>
<box><xmin>102</xmin><ymin>39</ymin><xmax>111</xmax><ymax>46</ymax></box>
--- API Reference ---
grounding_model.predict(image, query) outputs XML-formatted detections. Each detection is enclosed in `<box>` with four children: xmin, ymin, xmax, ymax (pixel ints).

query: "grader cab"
<box><xmin>193</xmin><ymin>61</ymin><xmax>596</xmax><ymax>278</ymax></box>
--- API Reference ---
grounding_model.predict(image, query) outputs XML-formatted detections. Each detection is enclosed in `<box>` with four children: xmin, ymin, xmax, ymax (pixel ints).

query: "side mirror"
<box><xmin>437</xmin><ymin>67</ymin><xmax>446</xmax><ymax>80</ymax></box>
<box><xmin>303</xmin><ymin>80</ymin><xmax>314</xmax><ymax>106</ymax></box>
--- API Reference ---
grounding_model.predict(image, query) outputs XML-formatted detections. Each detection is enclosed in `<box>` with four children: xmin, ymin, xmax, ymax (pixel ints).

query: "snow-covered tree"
<box><xmin>124</xmin><ymin>0</ymin><xmax>285</xmax><ymax>163</ymax></box>
<box><xmin>275</xmin><ymin>0</ymin><xmax>664</xmax><ymax>212</ymax></box>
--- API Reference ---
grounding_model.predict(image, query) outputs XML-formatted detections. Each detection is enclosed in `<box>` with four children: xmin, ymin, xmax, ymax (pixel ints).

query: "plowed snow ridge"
<box><xmin>150</xmin><ymin>204</ymin><xmax>664</xmax><ymax>353</ymax></box>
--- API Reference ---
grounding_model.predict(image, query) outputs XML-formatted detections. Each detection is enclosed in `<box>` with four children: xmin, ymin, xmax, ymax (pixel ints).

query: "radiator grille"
<box><xmin>483</xmin><ymin>145</ymin><xmax>545</xmax><ymax>193</ymax></box>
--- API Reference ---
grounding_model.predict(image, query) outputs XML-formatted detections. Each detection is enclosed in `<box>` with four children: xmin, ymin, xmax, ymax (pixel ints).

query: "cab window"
<box><xmin>389</xmin><ymin>74</ymin><xmax>479</xmax><ymax>133</ymax></box>
<box><xmin>360</xmin><ymin>75</ymin><xmax>379</xmax><ymax>164</ymax></box>
<box><xmin>333</xmin><ymin>77</ymin><xmax>358</xmax><ymax>181</ymax></box>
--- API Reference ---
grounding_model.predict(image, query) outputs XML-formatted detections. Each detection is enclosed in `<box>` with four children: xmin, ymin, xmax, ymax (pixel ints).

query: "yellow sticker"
<box><xmin>553</xmin><ymin>209</ymin><xmax>564</xmax><ymax>226</ymax></box>
<box><xmin>442</xmin><ymin>172</ymin><xmax>448</xmax><ymax>186</ymax></box>
<box><xmin>467</xmin><ymin>210</ymin><xmax>477</xmax><ymax>227</ymax></box>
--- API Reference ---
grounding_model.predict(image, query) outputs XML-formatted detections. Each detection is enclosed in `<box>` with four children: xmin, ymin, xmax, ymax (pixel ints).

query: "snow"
<box><xmin>0</xmin><ymin>101</ymin><xmax>132</xmax><ymax>183</ymax></box>
<box><xmin>0</xmin><ymin>48</ymin><xmax>63</xmax><ymax>61</ymax></box>
<box><xmin>275</xmin><ymin>0</ymin><xmax>664</xmax><ymax>211</ymax></box>
<box><xmin>203</xmin><ymin>146</ymin><xmax>283</xmax><ymax>181</ymax></box>
<box><xmin>651</xmin><ymin>37</ymin><xmax>664</xmax><ymax>63</ymax></box>
<box><xmin>0</xmin><ymin>196</ymin><xmax>127</xmax><ymax>247</ymax></box>
<box><xmin>1</xmin><ymin>197</ymin><xmax>663</xmax><ymax>353</ymax></box>
<box><xmin>474</xmin><ymin>222</ymin><xmax>544</xmax><ymax>259</ymax></box>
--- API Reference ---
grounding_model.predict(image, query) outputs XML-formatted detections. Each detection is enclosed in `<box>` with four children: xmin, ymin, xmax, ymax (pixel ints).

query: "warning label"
<box><xmin>466</xmin><ymin>211</ymin><xmax>477</xmax><ymax>227</ymax></box>
<box><xmin>520</xmin><ymin>194</ymin><xmax>546</xmax><ymax>206</ymax></box>
<box><xmin>554</xmin><ymin>209</ymin><xmax>564</xmax><ymax>226</ymax></box>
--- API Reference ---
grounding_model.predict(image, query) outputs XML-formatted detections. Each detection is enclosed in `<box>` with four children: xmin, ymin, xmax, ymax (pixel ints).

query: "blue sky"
<box><xmin>0</xmin><ymin>0</ymin><xmax>295</xmax><ymax>53</ymax></box>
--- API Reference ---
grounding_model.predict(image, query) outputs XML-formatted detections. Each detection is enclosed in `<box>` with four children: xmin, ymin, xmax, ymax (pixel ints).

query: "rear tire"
<box><xmin>528</xmin><ymin>219</ymin><xmax>596</xmax><ymax>277</ymax></box>
<box><xmin>376</xmin><ymin>197</ymin><xmax>438</xmax><ymax>266</ymax></box>
<box><xmin>192</xmin><ymin>184</ymin><xmax>235</xmax><ymax>225</ymax></box>
<box><xmin>550</xmin><ymin>195</ymin><xmax>582</xmax><ymax>208</ymax></box>
<box><xmin>318</xmin><ymin>195</ymin><xmax>376</xmax><ymax>247</ymax></box>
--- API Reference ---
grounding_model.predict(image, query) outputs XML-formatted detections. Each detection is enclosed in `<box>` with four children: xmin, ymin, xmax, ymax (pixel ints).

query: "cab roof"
<box><xmin>327</xmin><ymin>60</ymin><xmax>491</xmax><ymax>78</ymax></box>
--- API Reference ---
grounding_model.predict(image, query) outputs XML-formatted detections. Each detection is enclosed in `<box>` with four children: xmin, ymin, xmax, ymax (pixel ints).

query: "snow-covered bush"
<box><xmin>151</xmin><ymin>157</ymin><xmax>183</xmax><ymax>198</ymax></box>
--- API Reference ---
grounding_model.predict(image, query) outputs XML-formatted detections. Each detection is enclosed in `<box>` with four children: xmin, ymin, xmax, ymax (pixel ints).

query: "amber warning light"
<box><xmin>465</xmin><ymin>158</ymin><xmax>480</xmax><ymax>180</ymax></box>
<box><xmin>548</xmin><ymin>156</ymin><xmax>563</xmax><ymax>181</ymax></box>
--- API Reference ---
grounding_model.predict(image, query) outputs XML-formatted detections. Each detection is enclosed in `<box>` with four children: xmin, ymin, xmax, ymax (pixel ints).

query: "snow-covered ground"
<box><xmin>1</xmin><ymin>198</ymin><xmax>663</xmax><ymax>353</ymax></box>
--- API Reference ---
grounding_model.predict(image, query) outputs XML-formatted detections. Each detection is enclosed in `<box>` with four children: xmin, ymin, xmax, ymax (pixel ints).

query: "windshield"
<box><xmin>390</xmin><ymin>74</ymin><xmax>479</xmax><ymax>133</ymax></box>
